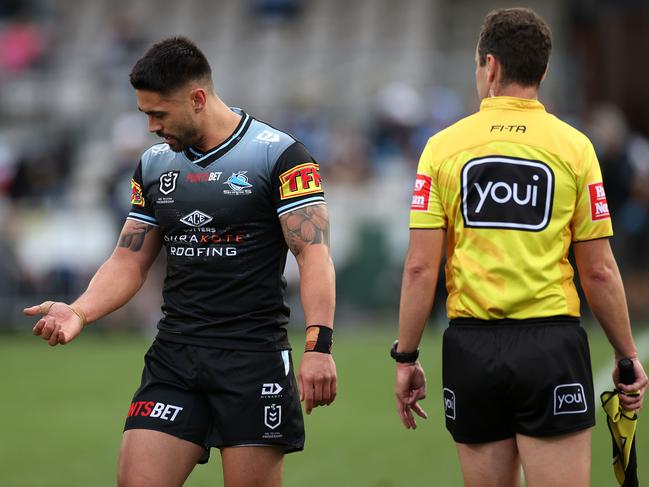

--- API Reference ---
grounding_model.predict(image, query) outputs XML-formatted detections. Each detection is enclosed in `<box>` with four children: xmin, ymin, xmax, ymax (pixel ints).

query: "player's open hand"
<box><xmin>395</xmin><ymin>361</ymin><xmax>428</xmax><ymax>429</ymax></box>
<box><xmin>298</xmin><ymin>352</ymin><xmax>337</xmax><ymax>414</ymax></box>
<box><xmin>24</xmin><ymin>301</ymin><xmax>85</xmax><ymax>346</ymax></box>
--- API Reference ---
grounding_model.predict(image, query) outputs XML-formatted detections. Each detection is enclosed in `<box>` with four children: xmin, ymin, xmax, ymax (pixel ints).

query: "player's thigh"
<box><xmin>516</xmin><ymin>428</ymin><xmax>591</xmax><ymax>487</ymax></box>
<box><xmin>220</xmin><ymin>445</ymin><xmax>284</xmax><ymax>487</ymax></box>
<box><xmin>118</xmin><ymin>429</ymin><xmax>206</xmax><ymax>487</ymax></box>
<box><xmin>455</xmin><ymin>438</ymin><xmax>522</xmax><ymax>487</ymax></box>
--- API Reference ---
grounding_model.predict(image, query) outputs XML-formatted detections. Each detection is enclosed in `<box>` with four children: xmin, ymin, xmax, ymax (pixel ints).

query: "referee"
<box><xmin>393</xmin><ymin>8</ymin><xmax>647</xmax><ymax>487</ymax></box>
<box><xmin>25</xmin><ymin>37</ymin><xmax>336</xmax><ymax>487</ymax></box>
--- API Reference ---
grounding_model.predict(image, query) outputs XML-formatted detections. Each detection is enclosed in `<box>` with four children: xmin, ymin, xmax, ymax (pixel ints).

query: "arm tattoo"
<box><xmin>280</xmin><ymin>204</ymin><xmax>330</xmax><ymax>256</ymax></box>
<box><xmin>118</xmin><ymin>223</ymin><xmax>152</xmax><ymax>252</ymax></box>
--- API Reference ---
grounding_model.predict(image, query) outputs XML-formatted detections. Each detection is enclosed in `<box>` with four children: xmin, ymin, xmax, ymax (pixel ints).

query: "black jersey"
<box><xmin>128</xmin><ymin>109</ymin><xmax>326</xmax><ymax>350</ymax></box>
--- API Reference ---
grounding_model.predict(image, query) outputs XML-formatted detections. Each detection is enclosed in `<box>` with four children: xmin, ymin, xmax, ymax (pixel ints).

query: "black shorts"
<box><xmin>442</xmin><ymin>317</ymin><xmax>595</xmax><ymax>444</ymax></box>
<box><xmin>124</xmin><ymin>339</ymin><xmax>304</xmax><ymax>462</ymax></box>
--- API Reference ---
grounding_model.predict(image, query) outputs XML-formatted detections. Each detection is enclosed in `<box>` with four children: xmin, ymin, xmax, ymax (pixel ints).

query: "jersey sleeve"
<box><xmin>127</xmin><ymin>160</ymin><xmax>159</xmax><ymax>226</ymax></box>
<box><xmin>571</xmin><ymin>141</ymin><xmax>613</xmax><ymax>241</ymax></box>
<box><xmin>409</xmin><ymin>140</ymin><xmax>447</xmax><ymax>229</ymax></box>
<box><xmin>271</xmin><ymin>142</ymin><xmax>326</xmax><ymax>217</ymax></box>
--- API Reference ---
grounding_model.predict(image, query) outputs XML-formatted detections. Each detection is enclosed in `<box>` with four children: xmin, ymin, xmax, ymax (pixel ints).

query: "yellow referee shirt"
<box><xmin>410</xmin><ymin>96</ymin><xmax>613</xmax><ymax>320</ymax></box>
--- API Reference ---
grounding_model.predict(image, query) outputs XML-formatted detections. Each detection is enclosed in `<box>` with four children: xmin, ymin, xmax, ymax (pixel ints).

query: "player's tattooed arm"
<box><xmin>280</xmin><ymin>204</ymin><xmax>330</xmax><ymax>257</ymax></box>
<box><xmin>118</xmin><ymin>222</ymin><xmax>153</xmax><ymax>252</ymax></box>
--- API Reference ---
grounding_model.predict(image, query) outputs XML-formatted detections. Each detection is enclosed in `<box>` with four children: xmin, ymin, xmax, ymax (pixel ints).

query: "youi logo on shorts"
<box><xmin>443</xmin><ymin>388</ymin><xmax>456</xmax><ymax>420</ymax></box>
<box><xmin>553</xmin><ymin>383</ymin><xmax>588</xmax><ymax>415</ymax></box>
<box><xmin>461</xmin><ymin>156</ymin><xmax>554</xmax><ymax>231</ymax></box>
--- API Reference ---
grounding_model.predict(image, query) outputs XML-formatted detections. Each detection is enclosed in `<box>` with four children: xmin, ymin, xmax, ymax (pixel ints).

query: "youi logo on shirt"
<box><xmin>461</xmin><ymin>156</ymin><xmax>554</xmax><ymax>231</ymax></box>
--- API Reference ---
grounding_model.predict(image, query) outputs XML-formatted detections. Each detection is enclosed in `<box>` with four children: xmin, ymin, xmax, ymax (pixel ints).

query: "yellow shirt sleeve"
<box><xmin>571</xmin><ymin>141</ymin><xmax>614</xmax><ymax>241</ymax></box>
<box><xmin>409</xmin><ymin>141</ymin><xmax>447</xmax><ymax>229</ymax></box>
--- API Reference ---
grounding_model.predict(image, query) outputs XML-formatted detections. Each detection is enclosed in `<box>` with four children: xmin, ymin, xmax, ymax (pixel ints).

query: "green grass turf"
<box><xmin>0</xmin><ymin>324</ymin><xmax>646</xmax><ymax>486</ymax></box>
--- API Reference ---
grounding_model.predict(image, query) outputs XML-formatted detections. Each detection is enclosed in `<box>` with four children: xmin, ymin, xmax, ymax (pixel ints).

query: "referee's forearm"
<box><xmin>397</xmin><ymin>264</ymin><xmax>438</xmax><ymax>353</ymax></box>
<box><xmin>581</xmin><ymin>265</ymin><xmax>637</xmax><ymax>359</ymax></box>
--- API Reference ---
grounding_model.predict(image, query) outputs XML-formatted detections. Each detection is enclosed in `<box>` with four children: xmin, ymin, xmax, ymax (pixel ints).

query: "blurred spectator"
<box><xmin>0</xmin><ymin>11</ymin><xmax>45</xmax><ymax>75</ymax></box>
<box><xmin>586</xmin><ymin>103</ymin><xmax>649</xmax><ymax>315</ymax></box>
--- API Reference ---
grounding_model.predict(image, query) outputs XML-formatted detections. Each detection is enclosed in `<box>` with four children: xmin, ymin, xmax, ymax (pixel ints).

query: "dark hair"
<box><xmin>477</xmin><ymin>8</ymin><xmax>552</xmax><ymax>87</ymax></box>
<box><xmin>129</xmin><ymin>36</ymin><xmax>212</xmax><ymax>94</ymax></box>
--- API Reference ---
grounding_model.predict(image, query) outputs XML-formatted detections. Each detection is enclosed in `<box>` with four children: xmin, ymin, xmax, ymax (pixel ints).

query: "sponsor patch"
<box><xmin>461</xmin><ymin>156</ymin><xmax>554</xmax><ymax>231</ymax></box>
<box><xmin>411</xmin><ymin>174</ymin><xmax>432</xmax><ymax>211</ymax></box>
<box><xmin>588</xmin><ymin>182</ymin><xmax>610</xmax><ymax>221</ymax></box>
<box><xmin>443</xmin><ymin>388</ymin><xmax>456</xmax><ymax>420</ymax></box>
<box><xmin>130</xmin><ymin>179</ymin><xmax>144</xmax><ymax>206</ymax></box>
<box><xmin>255</xmin><ymin>130</ymin><xmax>280</xmax><ymax>144</ymax></box>
<box><xmin>180</xmin><ymin>210</ymin><xmax>213</xmax><ymax>227</ymax></box>
<box><xmin>127</xmin><ymin>401</ymin><xmax>183</xmax><ymax>421</ymax></box>
<box><xmin>553</xmin><ymin>383</ymin><xmax>588</xmax><ymax>415</ymax></box>
<box><xmin>279</xmin><ymin>163</ymin><xmax>323</xmax><ymax>200</ymax></box>
<box><xmin>261</xmin><ymin>383</ymin><xmax>283</xmax><ymax>396</ymax></box>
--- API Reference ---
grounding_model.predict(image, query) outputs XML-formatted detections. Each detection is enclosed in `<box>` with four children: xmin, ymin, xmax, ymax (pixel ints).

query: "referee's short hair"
<box><xmin>129</xmin><ymin>36</ymin><xmax>212</xmax><ymax>94</ymax></box>
<box><xmin>478</xmin><ymin>7</ymin><xmax>552</xmax><ymax>88</ymax></box>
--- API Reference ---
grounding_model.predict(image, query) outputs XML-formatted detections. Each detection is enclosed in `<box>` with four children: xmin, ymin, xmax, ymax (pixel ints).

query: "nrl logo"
<box><xmin>264</xmin><ymin>404</ymin><xmax>282</xmax><ymax>430</ymax></box>
<box><xmin>159</xmin><ymin>171</ymin><xmax>179</xmax><ymax>195</ymax></box>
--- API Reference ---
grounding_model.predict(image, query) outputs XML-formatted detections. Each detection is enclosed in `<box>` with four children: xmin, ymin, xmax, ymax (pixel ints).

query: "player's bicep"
<box><xmin>279</xmin><ymin>203</ymin><xmax>330</xmax><ymax>258</ymax></box>
<box><xmin>112</xmin><ymin>219</ymin><xmax>162</xmax><ymax>272</ymax></box>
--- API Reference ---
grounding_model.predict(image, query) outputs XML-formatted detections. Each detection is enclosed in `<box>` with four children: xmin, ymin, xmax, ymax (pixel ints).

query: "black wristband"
<box><xmin>305</xmin><ymin>325</ymin><xmax>333</xmax><ymax>354</ymax></box>
<box><xmin>390</xmin><ymin>340</ymin><xmax>419</xmax><ymax>363</ymax></box>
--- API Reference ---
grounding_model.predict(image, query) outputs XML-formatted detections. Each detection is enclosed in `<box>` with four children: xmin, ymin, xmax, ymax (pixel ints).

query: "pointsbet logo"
<box><xmin>461</xmin><ymin>156</ymin><xmax>554</xmax><ymax>231</ymax></box>
<box><xmin>128</xmin><ymin>401</ymin><xmax>183</xmax><ymax>421</ymax></box>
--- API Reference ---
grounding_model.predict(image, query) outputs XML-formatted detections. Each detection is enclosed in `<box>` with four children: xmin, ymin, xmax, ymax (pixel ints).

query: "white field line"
<box><xmin>594</xmin><ymin>327</ymin><xmax>649</xmax><ymax>395</ymax></box>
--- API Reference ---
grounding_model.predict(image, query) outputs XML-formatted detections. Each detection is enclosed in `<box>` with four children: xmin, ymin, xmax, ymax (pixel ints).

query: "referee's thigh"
<box><xmin>516</xmin><ymin>428</ymin><xmax>591</xmax><ymax>487</ymax></box>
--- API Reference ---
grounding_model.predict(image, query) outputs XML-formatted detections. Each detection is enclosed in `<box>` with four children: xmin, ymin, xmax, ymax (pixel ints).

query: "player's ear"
<box><xmin>190</xmin><ymin>88</ymin><xmax>207</xmax><ymax>113</ymax></box>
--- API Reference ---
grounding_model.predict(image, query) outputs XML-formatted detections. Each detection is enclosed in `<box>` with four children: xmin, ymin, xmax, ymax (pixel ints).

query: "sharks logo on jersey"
<box><xmin>224</xmin><ymin>171</ymin><xmax>253</xmax><ymax>195</ymax></box>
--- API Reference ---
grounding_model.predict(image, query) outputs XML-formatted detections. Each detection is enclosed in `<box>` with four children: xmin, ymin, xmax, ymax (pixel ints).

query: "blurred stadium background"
<box><xmin>1</xmin><ymin>0</ymin><xmax>649</xmax><ymax>485</ymax></box>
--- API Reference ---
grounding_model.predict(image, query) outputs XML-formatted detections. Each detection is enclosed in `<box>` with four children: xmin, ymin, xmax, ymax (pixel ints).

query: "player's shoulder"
<box><xmin>140</xmin><ymin>142</ymin><xmax>175</xmax><ymax>169</ymax></box>
<box><xmin>246</xmin><ymin>115</ymin><xmax>299</xmax><ymax>159</ymax></box>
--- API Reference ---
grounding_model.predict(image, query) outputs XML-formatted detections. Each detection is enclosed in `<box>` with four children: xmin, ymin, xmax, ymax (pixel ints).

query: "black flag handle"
<box><xmin>619</xmin><ymin>358</ymin><xmax>636</xmax><ymax>385</ymax></box>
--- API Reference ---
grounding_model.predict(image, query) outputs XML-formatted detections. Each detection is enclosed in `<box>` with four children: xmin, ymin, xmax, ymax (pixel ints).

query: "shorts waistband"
<box><xmin>449</xmin><ymin>315</ymin><xmax>580</xmax><ymax>327</ymax></box>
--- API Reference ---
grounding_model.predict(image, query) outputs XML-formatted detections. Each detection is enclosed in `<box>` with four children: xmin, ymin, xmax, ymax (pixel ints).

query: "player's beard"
<box><xmin>158</xmin><ymin>124</ymin><xmax>201</xmax><ymax>153</ymax></box>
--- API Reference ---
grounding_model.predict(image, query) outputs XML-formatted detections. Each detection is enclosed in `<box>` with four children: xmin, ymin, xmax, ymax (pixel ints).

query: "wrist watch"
<box><xmin>390</xmin><ymin>340</ymin><xmax>419</xmax><ymax>363</ymax></box>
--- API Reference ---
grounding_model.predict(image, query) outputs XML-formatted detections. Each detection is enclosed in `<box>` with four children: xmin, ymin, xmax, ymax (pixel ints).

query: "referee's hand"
<box><xmin>395</xmin><ymin>362</ymin><xmax>428</xmax><ymax>429</ymax></box>
<box><xmin>24</xmin><ymin>301</ymin><xmax>85</xmax><ymax>346</ymax></box>
<box><xmin>298</xmin><ymin>352</ymin><xmax>337</xmax><ymax>414</ymax></box>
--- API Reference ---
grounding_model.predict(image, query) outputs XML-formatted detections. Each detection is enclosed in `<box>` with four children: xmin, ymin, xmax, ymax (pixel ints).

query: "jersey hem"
<box><xmin>155</xmin><ymin>330</ymin><xmax>292</xmax><ymax>352</ymax></box>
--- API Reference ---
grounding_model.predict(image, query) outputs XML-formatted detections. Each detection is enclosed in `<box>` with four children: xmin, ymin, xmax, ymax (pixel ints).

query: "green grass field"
<box><xmin>1</xmin><ymin>324</ymin><xmax>646</xmax><ymax>486</ymax></box>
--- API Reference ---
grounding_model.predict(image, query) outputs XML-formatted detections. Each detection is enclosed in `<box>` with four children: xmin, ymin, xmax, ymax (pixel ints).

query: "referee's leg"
<box><xmin>117</xmin><ymin>429</ymin><xmax>205</xmax><ymax>487</ymax></box>
<box><xmin>516</xmin><ymin>428</ymin><xmax>591</xmax><ymax>487</ymax></box>
<box><xmin>220</xmin><ymin>446</ymin><xmax>284</xmax><ymax>487</ymax></box>
<box><xmin>455</xmin><ymin>438</ymin><xmax>522</xmax><ymax>487</ymax></box>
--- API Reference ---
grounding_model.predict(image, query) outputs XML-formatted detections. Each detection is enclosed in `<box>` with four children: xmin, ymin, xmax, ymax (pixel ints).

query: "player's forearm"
<box><xmin>397</xmin><ymin>262</ymin><xmax>438</xmax><ymax>353</ymax></box>
<box><xmin>297</xmin><ymin>246</ymin><xmax>335</xmax><ymax>327</ymax></box>
<box><xmin>71</xmin><ymin>256</ymin><xmax>148</xmax><ymax>324</ymax></box>
<box><xmin>580</xmin><ymin>262</ymin><xmax>637</xmax><ymax>359</ymax></box>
